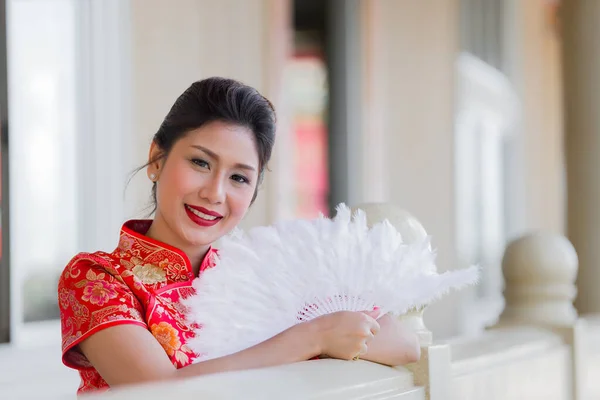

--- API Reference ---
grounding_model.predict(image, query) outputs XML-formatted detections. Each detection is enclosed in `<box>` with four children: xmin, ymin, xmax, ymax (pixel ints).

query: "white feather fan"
<box><xmin>183</xmin><ymin>204</ymin><xmax>478</xmax><ymax>362</ymax></box>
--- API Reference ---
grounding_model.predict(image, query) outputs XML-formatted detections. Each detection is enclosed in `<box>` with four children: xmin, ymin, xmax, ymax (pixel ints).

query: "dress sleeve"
<box><xmin>58</xmin><ymin>253</ymin><xmax>147</xmax><ymax>370</ymax></box>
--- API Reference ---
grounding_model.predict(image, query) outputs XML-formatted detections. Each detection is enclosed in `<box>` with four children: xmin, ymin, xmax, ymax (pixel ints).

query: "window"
<box><xmin>455</xmin><ymin>52</ymin><xmax>519</xmax><ymax>334</ymax></box>
<box><xmin>7</xmin><ymin>0</ymin><xmax>78</xmax><ymax>333</ymax></box>
<box><xmin>5</xmin><ymin>0</ymin><xmax>131</xmax><ymax>345</ymax></box>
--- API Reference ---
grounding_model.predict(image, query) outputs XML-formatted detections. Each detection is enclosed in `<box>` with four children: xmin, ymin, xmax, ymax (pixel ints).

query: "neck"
<box><xmin>146</xmin><ymin>215</ymin><xmax>210</xmax><ymax>277</ymax></box>
<box><xmin>188</xmin><ymin>248</ymin><xmax>210</xmax><ymax>276</ymax></box>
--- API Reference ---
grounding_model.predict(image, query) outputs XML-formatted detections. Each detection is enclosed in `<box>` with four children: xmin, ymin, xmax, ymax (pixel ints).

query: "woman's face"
<box><xmin>148</xmin><ymin>121</ymin><xmax>259</xmax><ymax>255</ymax></box>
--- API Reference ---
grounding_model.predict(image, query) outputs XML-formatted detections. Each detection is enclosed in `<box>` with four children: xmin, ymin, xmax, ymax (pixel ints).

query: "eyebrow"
<box><xmin>191</xmin><ymin>145</ymin><xmax>257</xmax><ymax>172</ymax></box>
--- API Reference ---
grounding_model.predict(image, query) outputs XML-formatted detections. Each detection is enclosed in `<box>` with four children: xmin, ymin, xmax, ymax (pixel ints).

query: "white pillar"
<box><xmin>496</xmin><ymin>232</ymin><xmax>586</xmax><ymax>399</ymax></box>
<box><xmin>562</xmin><ymin>0</ymin><xmax>600</xmax><ymax>315</ymax></box>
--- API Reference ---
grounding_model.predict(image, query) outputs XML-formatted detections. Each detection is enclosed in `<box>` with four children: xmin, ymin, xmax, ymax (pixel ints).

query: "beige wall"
<box><xmin>365</xmin><ymin>0</ymin><xmax>462</xmax><ymax>338</ymax></box>
<box><xmin>126</xmin><ymin>0</ymin><xmax>203</xmax><ymax>218</ymax></box>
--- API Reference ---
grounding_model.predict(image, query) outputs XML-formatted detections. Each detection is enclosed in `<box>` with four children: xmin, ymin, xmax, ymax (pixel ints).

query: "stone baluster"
<box><xmin>498</xmin><ymin>232</ymin><xmax>579</xmax><ymax>327</ymax></box>
<box><xmin>496</xmin><ymin>232</ymin><xmax>585</xmax><ymax>399</ymax></box>
<box><xmin>353</xmin><ymin>202</ymin><xmax>452</xmax><ymax>400</ymax></box>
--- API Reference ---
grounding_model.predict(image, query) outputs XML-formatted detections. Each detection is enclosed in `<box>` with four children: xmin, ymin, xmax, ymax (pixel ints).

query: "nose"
<box><xmin>199</xmin><ymin>174</ymin><xmax>226</xmax><ymax>204</ymax></box>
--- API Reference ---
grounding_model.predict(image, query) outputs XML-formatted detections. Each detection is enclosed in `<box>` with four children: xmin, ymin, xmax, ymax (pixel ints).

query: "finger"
<box><xmin>359</xmin><ymin>320</ymin><xmax>379</xmax><ymax>337</ymax></box>
<box><xmin>361</xmin><ymin>326</ymin><xmax>374</xmax><ymax>340</ymax></box>
<box><xmin>361</xmin><ymin>307</ymin><xmax>381</xmax><ymax>319</ymax></box>
<box><xmin>369</xmin><ymin>320</ymin><xmax>381</xmax><ymax>336</ymax></box>
<box><xmin>363</xmin><ymin>307</ymin><xmax>381</xmax><ymax>320</ymax></box>
<box><xmin>362</xmin><ymin>312</ymin><xmax>380</xmax><ymax>326</ymax></box>
<box><xmin>359</xmin><ymin>341</ymin><xmax>368</xmax><ymax>356</ymax></box>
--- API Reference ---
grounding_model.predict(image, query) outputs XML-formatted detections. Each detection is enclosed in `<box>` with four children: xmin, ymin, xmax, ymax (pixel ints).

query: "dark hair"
<box><xmin>138</xmin><ymin>77</ymin><xmax>276</xmax><ymax>213</ymax></box>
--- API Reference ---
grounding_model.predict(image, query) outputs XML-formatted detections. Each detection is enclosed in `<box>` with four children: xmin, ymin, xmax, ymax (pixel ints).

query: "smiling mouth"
<box><xmin>185</xmin><ymin>205</ymin><xmax>222</xmax><ymax>221</ymax></box>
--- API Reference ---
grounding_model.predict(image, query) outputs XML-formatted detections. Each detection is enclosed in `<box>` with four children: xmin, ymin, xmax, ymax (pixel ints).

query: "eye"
<box><xmin>231</xmin><ymin>174</ymin><xmax>250</xmax><ymax>184</ymax></box>
<box><xmin>191</xmin><ymin>158</ymin><xmax>209</xmax><ymax>169</ymax></box>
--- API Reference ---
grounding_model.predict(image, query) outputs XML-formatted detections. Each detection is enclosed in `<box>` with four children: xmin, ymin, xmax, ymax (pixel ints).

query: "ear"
<box><xmin>147</xmin><ymin>141</ymin><xmax>164</xmax><ymax>181</ymax></box>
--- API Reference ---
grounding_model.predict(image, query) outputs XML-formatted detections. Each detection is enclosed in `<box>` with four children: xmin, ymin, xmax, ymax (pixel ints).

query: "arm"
<box><xmin>79</xmin><ymin>321</ymin><xmax>321</xmax><ymax>387</ymax></box>
<box><xmin>60</xmin><ymin>257</ymin><xmax>321</xmax><ymax>387</ymax></box>
<box><xmin>80</xmin><ymin>310</ymin><xmax>381</xmax><ymax>388</ymax></box>
<box><xmin>360</xmin><ymin>314</ymin><xmax>421</xmax><ymax>366</ymax></box>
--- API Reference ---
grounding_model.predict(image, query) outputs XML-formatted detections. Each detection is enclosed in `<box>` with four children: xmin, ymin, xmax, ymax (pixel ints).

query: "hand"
<box><xmin>358</xmin><ymin>313</ymin><xmax>421</xmax><ymax>366</ymax></box>
<box><xmin>312</xmin><ymin>309</ymin><xmax>381</xmax><ymax>360</ymax></box>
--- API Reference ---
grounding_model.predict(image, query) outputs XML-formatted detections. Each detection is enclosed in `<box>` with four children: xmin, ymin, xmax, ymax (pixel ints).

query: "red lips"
<box><xmin>185</xmin><ymin>204</ymin><xmax>223</xmax><ymax>227</ymax></box>
<box><xmin>186</xmin><ymin>204</ymin><xmax>223</xmax><ymax>218</ymax></box>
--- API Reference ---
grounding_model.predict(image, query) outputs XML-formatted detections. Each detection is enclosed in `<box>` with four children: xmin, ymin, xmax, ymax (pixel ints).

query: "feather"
<box><xmin>183</xmin><ymin>204</ymin><xmax>479</xmax><ymax>362</ymax></box>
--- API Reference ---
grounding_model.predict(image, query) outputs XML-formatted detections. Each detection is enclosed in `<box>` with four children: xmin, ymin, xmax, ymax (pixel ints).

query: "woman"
<box><xmin>58</xmin><ymin>77</ymin><xmax>420</xmax><ymax>395</ymax></box>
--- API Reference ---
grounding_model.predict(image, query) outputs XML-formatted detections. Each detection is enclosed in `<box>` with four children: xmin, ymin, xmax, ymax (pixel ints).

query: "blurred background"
<box><xmin>1</xmin><ymin>0</ymin><xmax>599</xmax><ymax>397</ymax></box>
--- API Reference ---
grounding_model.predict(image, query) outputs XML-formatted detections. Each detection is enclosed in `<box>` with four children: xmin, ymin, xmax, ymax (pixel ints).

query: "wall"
<box><xmin>366</xmin><ymin>0</ymin><xmax>462</xmax><ymax>338</ymax></box>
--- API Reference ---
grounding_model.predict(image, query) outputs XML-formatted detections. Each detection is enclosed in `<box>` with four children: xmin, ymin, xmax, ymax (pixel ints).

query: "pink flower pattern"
<box><xmin>81</xmin><ymin>280</ymin><xmax>118</xmax><ymax>306</ymax></box>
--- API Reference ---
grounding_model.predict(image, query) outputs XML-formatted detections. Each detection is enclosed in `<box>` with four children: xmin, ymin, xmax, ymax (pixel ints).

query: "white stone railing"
<box><xmin>449</xmin><ymin>327</ymin><xmax>571</xmax><ymax>399</ymax></box>
<box><xmin>581</xmin><ymin>314</ymin><xmax>600</xmax><ymax>398</ymax></box>
<box><xmin>90</xmin><ymin>204</ymin><xmax>599</xmax><ymax>400</ymax></box>
<box><xmin>91</xmin><ymin>360</ymin><xmax>423</xmax><ymax>400</ymax></box>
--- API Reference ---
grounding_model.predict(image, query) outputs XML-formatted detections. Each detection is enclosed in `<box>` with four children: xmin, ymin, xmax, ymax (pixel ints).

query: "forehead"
<box><xmin>178</xmin><ymin>121</ymin><xmax>259</xmax><ymax>166</ymax></box>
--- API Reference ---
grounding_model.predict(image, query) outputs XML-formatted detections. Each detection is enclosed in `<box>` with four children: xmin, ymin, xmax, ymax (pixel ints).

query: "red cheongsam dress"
<box><xmin>58</xmin><ymin>220</ymin><xmax>216</xmax><ymax>395</ymax></box>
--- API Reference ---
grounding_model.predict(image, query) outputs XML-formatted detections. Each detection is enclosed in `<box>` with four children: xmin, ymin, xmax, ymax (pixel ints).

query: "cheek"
<box><xmin>158</xmin><ymin>162</ymin><xmax>198</xmax><ymax>204</ymax></box>
<box><xmin>227</xmin><ymin>188</ymin><xmax>255</xmax><ymax>219</ymax></box>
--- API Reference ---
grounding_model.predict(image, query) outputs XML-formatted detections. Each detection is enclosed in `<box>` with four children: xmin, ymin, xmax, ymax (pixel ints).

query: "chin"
<box><xmin>185</xmin><ymin>233</ymin><xmax>218</xmax><ymax>248</ymax></box>
<box><xmin>180</xmin><ymin>215</ymin><xmax>235</xmax><ymax>246</ymax></box>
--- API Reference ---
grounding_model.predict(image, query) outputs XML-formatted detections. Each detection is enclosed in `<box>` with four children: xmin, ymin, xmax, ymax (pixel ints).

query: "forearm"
<box><xmin>361</xmin><ymin>315</ymin><xmax>421</xmax><ymax>366</ymax></box>
<box><xmin>177</xmin><ymin>321</ymin><xmax>321</xmax><ymax>379</ymax></box>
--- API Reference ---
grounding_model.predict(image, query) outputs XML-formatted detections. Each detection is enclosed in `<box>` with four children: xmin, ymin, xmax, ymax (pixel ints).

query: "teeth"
<box><xmin>186</xmin><ymin>205</ymin><xmax>218</xmax><ymax>221</ymax></box>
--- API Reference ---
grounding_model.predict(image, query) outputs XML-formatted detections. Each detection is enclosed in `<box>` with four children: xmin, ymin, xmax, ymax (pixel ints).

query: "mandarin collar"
<box><xmin>117</xmin><ymin>220</ymin><xmax>215</xmax><ymax>280</ymax></box>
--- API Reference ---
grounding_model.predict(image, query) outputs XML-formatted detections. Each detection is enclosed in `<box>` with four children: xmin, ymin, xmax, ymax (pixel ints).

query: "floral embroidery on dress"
<box><xmin>81</xmin><ymin>280</ymin><xmax>118</xmax><ymax>306</ymax></box>
<box><xmin>64</xmin><ymin>290</ymin><xmax>90</xmax><ymax>329</ymax></box>
<box><xmin>132</xmin><ymin>263</ymin><xmax>167</xmax><ymax>285</ymax></box>
<box><xmin>75</xmin><ymin>270</ymin><xmax>119</xmax><ymax>307</ymax></box>
<box><xmin>174</xmin><ymin>348</ymin><xmax>190</xmax><ymax>365</ymax></box>
<box><xmin>118</xmin><ymin>235</ymin><xmax>135</xmax><ymax>251</ymax></box>
<box><xmin>151</xmin><ymin>321</ymin><xmax>182</xmax><ymax>356</ymax></box>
